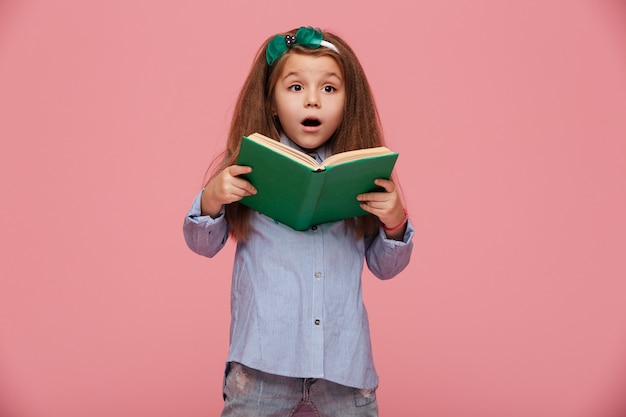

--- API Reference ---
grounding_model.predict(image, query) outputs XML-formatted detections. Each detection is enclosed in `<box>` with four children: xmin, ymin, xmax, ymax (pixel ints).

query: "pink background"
<box><xmin>1</xmin><ymin>0</ymin><xmax>626</xmax><ymax>416</ymax></box>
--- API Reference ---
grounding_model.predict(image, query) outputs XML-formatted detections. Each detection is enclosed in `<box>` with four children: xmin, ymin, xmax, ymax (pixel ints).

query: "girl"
<box><xmin>184</xmin><ymin>26</ymin><xmax>414</xmax><ymax>417</ymax></box>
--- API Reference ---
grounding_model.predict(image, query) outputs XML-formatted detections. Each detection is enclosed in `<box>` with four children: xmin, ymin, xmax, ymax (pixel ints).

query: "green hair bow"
<box><xmin>265</xmin><ymin>26</ymin><xmax>338</xmax><ymax>66</ymax></box>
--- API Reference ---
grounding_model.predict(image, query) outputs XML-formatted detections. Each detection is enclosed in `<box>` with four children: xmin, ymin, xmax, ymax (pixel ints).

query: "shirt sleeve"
<box><xmin>182</xmin><ymin>190</ymin><xmax>230</xmax><ymax>258</ymax></box>
<box><xmin>365</xmin><ymin>220</ymin><xmax>415</xmax><ymax>280</ymax></box>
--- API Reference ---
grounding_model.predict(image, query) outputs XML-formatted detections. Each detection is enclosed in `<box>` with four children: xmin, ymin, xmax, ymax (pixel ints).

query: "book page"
<box><xmin>247</xmin><ymin>133</ymin><xmax>394</xmax><ymax>170</ymax></box>
<box><xmin>248</xmin><ymin>133</ymin><xmax>320</xmax><ymax>169</ymax></box>
<box><xmin>322</xmin><ymin>147</ymin><xmax>393</xmax><ymax>167</ymax></box>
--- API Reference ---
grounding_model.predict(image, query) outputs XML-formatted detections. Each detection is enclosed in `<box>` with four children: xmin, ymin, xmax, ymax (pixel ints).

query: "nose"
<box><xmin>304</xmin><ymin>90</ymin><xmax>320</xmax><ymax>108</ymax></box>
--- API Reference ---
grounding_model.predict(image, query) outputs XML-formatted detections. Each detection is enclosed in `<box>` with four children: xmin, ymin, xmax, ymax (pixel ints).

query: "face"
<box><xmin>272</xmin><ymin>53</ymin><xmax>345</xmax><ymax>150</ymax></box>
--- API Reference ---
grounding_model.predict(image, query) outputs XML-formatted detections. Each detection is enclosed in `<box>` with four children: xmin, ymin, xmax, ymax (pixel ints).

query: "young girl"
<box><xmin>184</xmin><ymin>26</ymin><xmax>414</xmax><ymax>417</ymax></box>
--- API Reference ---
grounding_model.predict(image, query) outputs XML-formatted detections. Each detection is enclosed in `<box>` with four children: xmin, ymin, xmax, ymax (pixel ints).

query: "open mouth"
<box><xmin>301</xmin><ymin>118</ymin><xmax>321</xmax><ymax>127</ymax></box>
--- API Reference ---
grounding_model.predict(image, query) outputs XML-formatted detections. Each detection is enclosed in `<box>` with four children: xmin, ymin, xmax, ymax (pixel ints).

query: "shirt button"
<box><xmin>315</xmin><ymin>271</ymin><xmax>322</xmax><ymax>279</ymax></box>
<box><xmin>314</xmin><ymin>319</ymin><xmax>321</xmax><ymax>325</ymax></box>
<box><xmin>311</xmin><ymin>225</ymin><xmax>317</xmax><ymax>231</ymax></box>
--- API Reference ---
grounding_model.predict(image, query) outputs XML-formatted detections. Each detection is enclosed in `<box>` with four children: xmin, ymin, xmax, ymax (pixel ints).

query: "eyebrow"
<box><xmin>282</xmin><ymin>71</ymin><xmax>343</xmax><ymax>82</ymax></box>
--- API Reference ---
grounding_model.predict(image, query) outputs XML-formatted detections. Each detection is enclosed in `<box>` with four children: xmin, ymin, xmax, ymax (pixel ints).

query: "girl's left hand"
<box><xmin>357</xmin><ymin>179</ymin><xmax>407</xmax><ymax>239</ymax></box>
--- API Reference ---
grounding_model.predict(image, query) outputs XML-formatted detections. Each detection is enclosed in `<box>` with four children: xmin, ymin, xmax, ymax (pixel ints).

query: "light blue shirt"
<box><xmin>183</xmin><ymin>138</ymin><xmax>414</xmax><ymax>390</ymax></box>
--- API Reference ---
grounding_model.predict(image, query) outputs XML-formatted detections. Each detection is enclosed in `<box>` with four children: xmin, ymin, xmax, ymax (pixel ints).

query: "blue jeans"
<box><xmin>220</xmin><ymin>362</ymin><xmax>379</xmax><ymax>417</ymax></box>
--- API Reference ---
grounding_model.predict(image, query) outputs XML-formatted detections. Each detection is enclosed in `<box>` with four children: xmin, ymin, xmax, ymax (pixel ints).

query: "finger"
<box><xmin>359</xmin><ymin>202</ymin><xmax>393</xmax><ymax>218</ymax></box>
<box><xmin>357</xmin><ymin>179</ymin><xmax>396</xmax><ymax>201</ymax></box>
<box><xmin>357</xmin><ymin>192</ymin><xmax>386</xmax><ymax>203</ymax></box>
<box><xmin>360</xmin><ymin>201</ymin><xmax>390</xmax><ymax>214</ymax></box>
<box><xmin>359</xmin><ymin>202</ymin><xmax>376</xmax><ymax>215</ymax></box>
<box><xmin>231</xmin><ymin>177</ymin><xmax>257</xmax><ymax>196</ymax></box>
<box><xmin>227</xmin><ymin>165</ymin><xmax>253</xmax><ymax>177</ymax></box>
<box><xmin>373</xmin><ymin>178</ymin><xmax>395</xmax><ymax>193</ymax></box>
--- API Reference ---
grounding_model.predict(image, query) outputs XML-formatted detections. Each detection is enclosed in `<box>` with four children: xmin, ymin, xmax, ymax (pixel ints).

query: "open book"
<box><xmin>236</xmin><ymin>132</ymin><xmax>399</xmax><ymax>230</ymax></box>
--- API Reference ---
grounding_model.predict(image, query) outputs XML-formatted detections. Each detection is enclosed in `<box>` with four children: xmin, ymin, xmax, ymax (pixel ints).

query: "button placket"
<box><xmin>309</xmin><ymin>223</ymin><xmax>324</xmax><ymax>373</ymax></box>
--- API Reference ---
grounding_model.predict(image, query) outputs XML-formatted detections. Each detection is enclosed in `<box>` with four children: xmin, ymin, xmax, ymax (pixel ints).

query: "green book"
<box><xmin>236</xmin><ymin>132</ymin><xmax>399</xmax><ymax>231</ymax></box>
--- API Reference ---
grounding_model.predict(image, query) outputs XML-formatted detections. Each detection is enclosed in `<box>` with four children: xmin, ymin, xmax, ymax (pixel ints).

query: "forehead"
<box><xmin>279</xmin><ymin>53</ymin><xmax>343</xmax><ymax>79</ymax></box>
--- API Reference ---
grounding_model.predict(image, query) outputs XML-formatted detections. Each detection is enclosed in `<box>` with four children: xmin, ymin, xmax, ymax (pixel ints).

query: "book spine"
<box><xmin>290</xmin><ymin>170</ymin><xmax>326</xmax><ymax>230</ymax></box>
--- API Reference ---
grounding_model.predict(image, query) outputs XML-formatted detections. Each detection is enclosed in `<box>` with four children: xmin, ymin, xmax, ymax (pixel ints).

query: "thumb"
<box><xmin>227</xmin><ymin>165</ymin><xmax>253</xmax><ymax>177</ymax></box>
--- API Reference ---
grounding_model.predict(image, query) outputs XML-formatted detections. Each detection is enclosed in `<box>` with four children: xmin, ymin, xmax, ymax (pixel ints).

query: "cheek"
<box><xmin>333</xmin><ymin>96</ymin><xmax>346</xmax><ymax>119</ymax></box>
<box><xmin>275</xmin><ymin>94</ymin><xmax>296</xmax><ymax>114</ymax></box>
<box><xmin>273</xmin><ymin>92</ymin><xmax>288</xmax><ymax>115</ymax></box>
<box><xmin>330</xmin><ymin>104</ymin><xmax>345</xmax><ymax>124</ymax></box>
<box><xmin>277</xmin><ymin>105</ymin><xmax>297</xmax><ymax>122</ymax></box>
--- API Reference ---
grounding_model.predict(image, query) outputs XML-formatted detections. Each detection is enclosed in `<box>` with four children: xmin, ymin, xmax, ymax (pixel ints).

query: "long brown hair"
<box><xmin>209</xmin><ymin>28</ymin><xmax>388</xmax><ymax>240</ymax></box>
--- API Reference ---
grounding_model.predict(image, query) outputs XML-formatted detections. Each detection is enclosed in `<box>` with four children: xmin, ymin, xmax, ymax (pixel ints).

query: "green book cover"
<box><xmin>236</xmin><ymin>133</ymin><xmax>399</xmax><ymax>231</ymax></box>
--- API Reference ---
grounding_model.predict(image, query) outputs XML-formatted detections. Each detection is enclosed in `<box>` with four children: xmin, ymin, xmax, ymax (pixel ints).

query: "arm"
<box><xmin>358</xmin><ymin>178</ymin><xmax>414</xmax><ymax>279</ymax></box>
<box><xmin>183</xmin><ymin>190</ymin><xmax>229</xmax><ymax>258</ymax></box>
<box><xmin>364</xmin><ymin>220</ymin><xmax>414</xmax><ymax>280</ymax></box>
<box><xmin>200</xmin><ymin>165</ymin><xmax>257</xmax><ymax>217</ymax></box>
<box><xmin>357</xmin><ymin>178</ymin><xmax>408</xmax><ymax>241</ymax></box>
<box><xmin>183</xmin><ymin>165</ymin><xmax>257</xmax><ymax>258</ymax></box>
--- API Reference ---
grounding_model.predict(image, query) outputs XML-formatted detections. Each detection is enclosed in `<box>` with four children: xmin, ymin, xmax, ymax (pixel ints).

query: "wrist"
<box><xmin>381</xmin><ymin>208</ymin><xmax>408</xmax><ymax>232</ymax></box>
<box><xmin>200</xmin><ymin>187</ymin><xmax>223</xmax><ymax>218</ymax></box>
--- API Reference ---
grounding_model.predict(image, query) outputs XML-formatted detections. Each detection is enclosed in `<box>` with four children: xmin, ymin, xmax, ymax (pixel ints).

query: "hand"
<box><xmin>201</xmin><ymin>165</ymin><xmax>257</xmax><ymax>217</ymax></box>
<box><xmin>357</xmin><ymin>179</ymin><xmax>407</xmax><ymax>239</ymax></box>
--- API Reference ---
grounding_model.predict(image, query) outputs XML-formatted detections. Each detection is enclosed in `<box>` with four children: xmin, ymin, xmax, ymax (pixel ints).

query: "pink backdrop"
<box><xmin>1</xmin><ymin>0</ymin><xmax>626</xmax><ymax>416</ymax></box>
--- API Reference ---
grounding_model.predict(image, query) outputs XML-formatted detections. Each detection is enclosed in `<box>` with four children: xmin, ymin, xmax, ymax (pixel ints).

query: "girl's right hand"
<box><xmin>201</xmin><ymin>165</ymin><xmax>257</xmax><ymax>217</ymax></box>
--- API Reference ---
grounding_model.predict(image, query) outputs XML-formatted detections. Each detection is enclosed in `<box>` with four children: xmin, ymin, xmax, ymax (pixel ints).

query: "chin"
<box><xmin>295</xmin><ymin>138</ymin><xmax>328</xmax><ymax>151</ymax></box>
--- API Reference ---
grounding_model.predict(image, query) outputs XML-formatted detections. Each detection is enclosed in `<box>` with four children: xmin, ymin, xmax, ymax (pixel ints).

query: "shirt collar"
<box><xmin>279</xmin><ymin>133</ymin><xmax>329</xmax><ymax>164</ymax></box>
